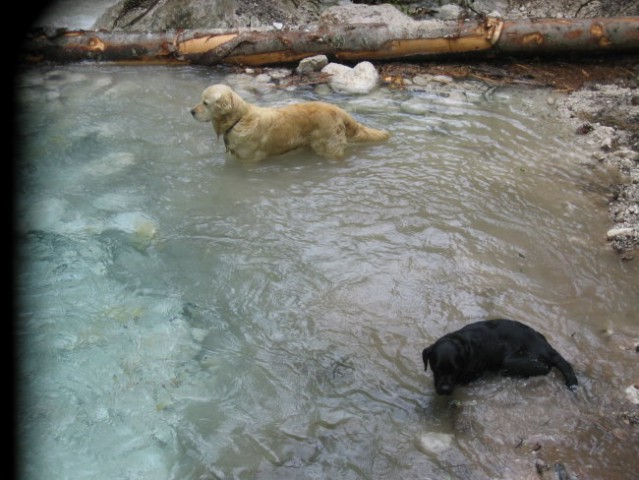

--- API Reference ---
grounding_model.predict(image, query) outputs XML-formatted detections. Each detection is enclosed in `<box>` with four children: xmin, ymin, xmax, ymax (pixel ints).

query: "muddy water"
<box><xmin>15</xmin><ymin>65</ymin><xmax>638</xmax><ymax>480</ymax></box>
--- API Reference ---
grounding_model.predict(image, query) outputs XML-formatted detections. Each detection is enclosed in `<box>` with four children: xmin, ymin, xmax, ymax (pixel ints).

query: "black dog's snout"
<box><xmin>436</xmin><ymin>382</ymin><xmax>454</xmax><ymax>396</ymax></box>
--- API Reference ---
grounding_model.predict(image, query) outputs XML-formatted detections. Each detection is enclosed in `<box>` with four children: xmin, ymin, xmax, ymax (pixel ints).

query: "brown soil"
<box><xmin>377</xmin><ymin>55</ymin><xmax>639</xmax><ymax>93</ymax></box>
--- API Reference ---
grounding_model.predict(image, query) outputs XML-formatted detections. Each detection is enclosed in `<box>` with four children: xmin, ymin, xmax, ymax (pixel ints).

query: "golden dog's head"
<box><xmin>190</xmin><ymin>84</ymin><xmax>244</xmax><ymax>123</ymax></box>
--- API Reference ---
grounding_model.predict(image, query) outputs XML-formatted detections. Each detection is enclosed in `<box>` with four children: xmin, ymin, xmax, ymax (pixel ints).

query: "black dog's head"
<box><xmin>422</xmin><ymin>337</ymin><xmax>469</xmax><ymax>395</ymax></box>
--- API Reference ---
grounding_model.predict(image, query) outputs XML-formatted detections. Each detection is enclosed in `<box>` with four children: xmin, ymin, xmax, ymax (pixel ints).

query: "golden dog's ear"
<box><xmin>202</xmin><ymin>85</ymin><xmax>235</xmax><ymax>116</ymax></box>
<box><xmin>210</xmin><ymin>88</ymin><xmax>237</xmax><ymax>116</ymax></box>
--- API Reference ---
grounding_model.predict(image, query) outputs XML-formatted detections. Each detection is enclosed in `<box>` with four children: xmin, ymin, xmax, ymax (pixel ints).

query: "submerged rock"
<box><xmin>416</xmin><ymin>432</ymin><xmax>454</xmax><ymax>455</ymax></box>
<box><xmin>106</xmin><ymin>211</ymin><xmax>158</xmax><ymax>250</ymax></box>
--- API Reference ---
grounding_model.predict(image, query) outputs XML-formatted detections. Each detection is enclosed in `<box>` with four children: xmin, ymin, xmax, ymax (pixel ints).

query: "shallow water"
<box><xmin>15</xmin><ymin>64</ymin><xmax>638</xmax><ymax>480</ymax></box>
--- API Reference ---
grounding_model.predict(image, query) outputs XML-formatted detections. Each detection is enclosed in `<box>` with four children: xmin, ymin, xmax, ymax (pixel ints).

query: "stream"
<box><xmin>14</xmin><ymin>61</ymin><xmax>639</xmax><ymax>480</ymax></box>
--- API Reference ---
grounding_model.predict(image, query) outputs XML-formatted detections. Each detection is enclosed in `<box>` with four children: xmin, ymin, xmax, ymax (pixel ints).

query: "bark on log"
<box><xmin>22</xmin><ymin>16</ymin><xmax>639</xmax><ymax>66</ymax></box>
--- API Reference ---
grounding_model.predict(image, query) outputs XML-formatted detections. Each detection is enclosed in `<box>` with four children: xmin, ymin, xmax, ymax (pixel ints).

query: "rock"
<box><xmin>296</xmin><ymin>55</ymin><xmax>329</xmax><ymax>75</ymax></box>
<box><xmin>436</xmin><ymin>4</ymin><xmax>463</xmax><ymax>20</ymax></box>
<box><xmin>616</xmin><ymin>148</ymin><xmax>639</xmax><ymax>162</ymax></box>
<box><xmin>23</xmin><ymin>197</ymin><xmax>68</xmax><ymax>232</ymax></box>
<box><xmin>625</xmin><ymin>384</ymin><xmax>639</xmax><ymax>405</ymax></box>
<box><xmin>321</xmin><ymin>61</ymin><xmax>379</xmax><ymax>95</ymax></box>
<box><xmin>319</xmin><ymin>3</ymin><xmax>411</xmax><ymax>27</ymax></box>
<box><xmin>255</xmin><ymin>73</ymin><xmax>272</xmax><ymax>83</ymax></box>
<box><xmin>600</xmin><ymin>136</ymin><xmax>614</xmax><ymax>151</ymax></box>
<box><xmin>535</xmin><ymin>459</ymin><xmax>550</xmax><ymax>475</ymax></box>
<box><xmin>416</xmin><ymin>432</ymin><xmax>454</xmax><ymax>455</ymax></box>
<box><xmin>94</xmin><ymin>0</ymin><xmax>327</xmax><ymax>31</ymax></box>
<box><xmin>399</xmin><ymin>100</ymin><xmax>431</xmax><ymax>115</ymax></box>
<box><xmin>554</xmin><ymin>463</ymin><xmax>570</xmax><ymax>480</ymax></box>
<box><xmin>412</xmin><ymin>75</ymin><xmax>433</xmax><ymax>87</ymax></box>
<box><xmin>431</xmin><ymin>74</ymin><xmax>454</xmax><ymax>84</ymax></box>
<box><xmin>107</xmin><ymin>211</ymin><xmax>158</xmax><ymax>250</ymax></box>
<box><xmin>606</xmin><ymin>227</ymin><xmax>638</xmax><ymax>240</ymax></box>
<box><xmin>83</xmin><ymin>152</ymin><xmax>136</xmax><ymax>177</ymax></box>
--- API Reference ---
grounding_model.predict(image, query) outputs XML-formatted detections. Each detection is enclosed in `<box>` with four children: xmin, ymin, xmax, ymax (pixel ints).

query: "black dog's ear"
<box><xmin>422</xmin><ymin>346</ymin><xmax>432</xmax><ymax>372</ymax></box>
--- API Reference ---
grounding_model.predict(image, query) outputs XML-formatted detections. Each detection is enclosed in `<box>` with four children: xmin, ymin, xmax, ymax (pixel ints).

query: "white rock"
<box><xmin>615</xmin><ymin>148</ymin><xmax>639</xmax><ymax>161</ymax></box>
<box><xmin>437</xmin><ymin>4</ymin><xmax>462</xmax><ymax>20</ymax></box>
<box><xmin>24</xmin><ymin>197</ymin><xmax>68</xmax><ymax>232</ymax></box>
<box><xmin>267</xmin><ymin>68</ymin><xmax>292</xmax><ymax>80</ymax></box>
<box><xmin>416</xmin><ymin>432</ymin><xmax>454</xmax><ymax>455</ymax></box>
<box><xmin>600</xmin><ymin>136</ymin><xmax>613</xmax><ymax>151</ymax></box>
<box><xmin>320</xmin><ymin>4</ymin><xmax>411</xmax><ymax>26</ymax></box>
<box><xmin>255</xmin><ymin>73</ymin><xmax>272</xmax><ymax>83</ymax></box>
<box><xmin>399</xmin><ymin>100</ymin><xmax>432</xmax><ymax>115</ymax></box>
<box><xmin>107</xmin><ymin>211</ymin><xmax>158</xmax><ymax>247</ymax></box>
<box><xmin>431</xmin><ymin>75</ymin><xmax>454</xmax><ymax>84</ymax></box>
<box><xmin>321</xmin><ymin>61</ymin><xmax>379</xmax><ymax>94</ymax></box>
<box><xmin>606</xmin><ymin>227</ymin><xmax>638</xmax><ymax>239</ymax></box>
<box><xmin>93</xmin><ymin>192</ymin><xmax>139</xmax><ymax>212</ymax></box>
<box><xmin>625</xmin><ymin>384</ymin><xmax>639</xmax><ymax>405</ymax></box>
<box><xmin>412</xmin><ymin>74</ymin><xmax>433</xmax><ymax>87</ymax></box>
<box><xmin>83</xmin><ymin>152</ymin><xmax>135</xmax><ymax>177</ymax></box>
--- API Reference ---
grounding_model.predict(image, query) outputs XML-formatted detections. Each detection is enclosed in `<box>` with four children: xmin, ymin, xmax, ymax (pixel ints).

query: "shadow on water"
<box><xmin>15</xmin><ymin>64</ymin><xmax>638</xmax><ymax>480</ymax></box>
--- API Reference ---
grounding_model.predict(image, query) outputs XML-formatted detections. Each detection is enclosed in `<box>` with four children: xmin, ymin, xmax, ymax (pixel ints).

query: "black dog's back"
<box><xmin>422</xmin><ymin>318</ymin><xmax>578</xmax><ymax>395</ymax></box>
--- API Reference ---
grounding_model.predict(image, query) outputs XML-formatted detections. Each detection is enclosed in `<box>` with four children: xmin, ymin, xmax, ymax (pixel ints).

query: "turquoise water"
<box><xmin>15</xmin><ymin>64</ymin><xmax>639</xmax><ymax>479</ymax></box>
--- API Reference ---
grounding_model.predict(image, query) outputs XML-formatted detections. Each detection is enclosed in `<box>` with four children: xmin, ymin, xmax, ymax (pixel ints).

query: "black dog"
<box><xmin>422</xmin><ymin>319</ymin><xmax>578</xmax><ymax>395</ymax></box>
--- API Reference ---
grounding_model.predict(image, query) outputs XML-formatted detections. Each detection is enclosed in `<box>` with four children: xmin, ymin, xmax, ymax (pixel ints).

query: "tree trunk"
<box><xmin>22</xmin><ymin>16</ymin><xmax>639</xmax><ymax>66</ymax></box>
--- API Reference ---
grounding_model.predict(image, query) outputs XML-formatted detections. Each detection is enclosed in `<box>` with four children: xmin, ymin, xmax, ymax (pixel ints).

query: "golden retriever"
<box><xmin>190</xmin><ymin>84</ymin><xmax>390</xmax><ymax>162</ymax></box>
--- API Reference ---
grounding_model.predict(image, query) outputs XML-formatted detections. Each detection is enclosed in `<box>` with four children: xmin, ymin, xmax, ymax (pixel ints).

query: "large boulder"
<box><xmin>321</xmin><ymin>61</ymin><xmax>380</xmax><ymax>95</ymax></box>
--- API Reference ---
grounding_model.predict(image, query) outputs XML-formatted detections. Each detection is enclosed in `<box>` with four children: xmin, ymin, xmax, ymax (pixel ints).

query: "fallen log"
<box><xmin>22</xmin><ymin>16</ymin><xmax>639</xmax><ymax>66</ymax></box>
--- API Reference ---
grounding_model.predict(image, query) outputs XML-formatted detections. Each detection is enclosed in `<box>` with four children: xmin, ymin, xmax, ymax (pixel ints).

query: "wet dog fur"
<box><xmin>190</xmin><ymin>84</ymin><xmax>390</xmax><ymax>162</ymax></box>
<box><xmin>422</xmin><ymin>319</ymin><xmax>578</xmax><ymax>395</ymax></box>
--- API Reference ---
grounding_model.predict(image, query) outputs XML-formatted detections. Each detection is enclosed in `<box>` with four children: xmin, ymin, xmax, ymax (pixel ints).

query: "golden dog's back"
<box><xmin>266</xmin><ymin>101</ymin><xmax>389</xmax><ymax>143</ymax></box>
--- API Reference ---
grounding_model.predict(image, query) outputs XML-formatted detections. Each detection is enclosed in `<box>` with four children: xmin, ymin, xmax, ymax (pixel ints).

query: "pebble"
<box><xmin>606</xmin><ymin>227</ymin><xmax>638</xmax><ymax>240</ymax></box>
<box><xmin>97</xmin><ymin>151</ymin><xmax>135</xmax><ymax>173</ymax></box>
<box><xmin>416</xmin><ymin>432</ymin><xmax>454</xmax><ymax>455</ymax></box>
<box><xmin>432</xmin><ymin>75</ymin><xmax>454</xmax><ymax>84</ymax></box>
<box><xmin>437</xmin><ymin>4</ymin><xmax>462</xmax><ymax>20</ymax></box>
<box><xmin>625</xmin><ymin>384</ymin><xmax>639</xmax><ymax>404</ymax></box>
<box><xmin>412</xmin><ymin>75</ymin><xmax>432</xmax><ymax>87</ymax></box>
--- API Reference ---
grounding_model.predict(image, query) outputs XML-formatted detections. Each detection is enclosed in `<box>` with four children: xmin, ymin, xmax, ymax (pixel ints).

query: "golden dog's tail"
<box><xmin>347</xmin><ymin>118</ymin><xmax>390</xmax><ymax>143</ymax></box>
